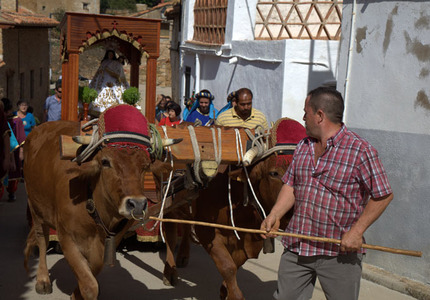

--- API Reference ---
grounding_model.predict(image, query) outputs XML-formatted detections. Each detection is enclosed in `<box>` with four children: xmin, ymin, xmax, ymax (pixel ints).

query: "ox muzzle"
<box><xmin>121</xmin><ymin>196</ymin><xmax>148</xmax><ymax>220</ymax></box>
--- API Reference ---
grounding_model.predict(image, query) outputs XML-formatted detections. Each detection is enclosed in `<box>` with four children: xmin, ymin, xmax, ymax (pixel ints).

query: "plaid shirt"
<box><xmin>282</xmin><ymin>124</ymin><xmax>392</xmax><ymax>256</ymax></box>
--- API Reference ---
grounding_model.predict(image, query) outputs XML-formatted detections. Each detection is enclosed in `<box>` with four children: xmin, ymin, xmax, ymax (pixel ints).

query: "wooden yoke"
<box><xmin>60</xmin><ymin>124</ymin><xmax>258</xmax><ymax>165</ymax></box>
<box><xmin>156</xmin><ymin>125</ymin><xmax>254</xmax><ymax>165</ymax></box>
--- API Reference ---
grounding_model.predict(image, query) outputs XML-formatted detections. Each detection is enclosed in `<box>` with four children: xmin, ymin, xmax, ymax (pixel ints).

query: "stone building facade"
<box><xmin>0</xmin><ymin>1</ymin><xmax>58</xmax><ymax>120</ymax></box>
<box><xmin>18</xmin><ymin>0</ymin><xmax>100</xmax><ymax>17</ymax></box>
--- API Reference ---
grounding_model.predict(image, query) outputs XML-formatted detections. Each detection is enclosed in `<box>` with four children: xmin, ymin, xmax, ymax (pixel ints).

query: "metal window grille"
<box><xmin>255</xmin><ymin>0</ymin><xmax>343</xmax><ymax>40</ymax></box>
<box><xmin>193</xmin><ymin>0</ymin><xmax>228</xmax><ymax>45</ymax></box>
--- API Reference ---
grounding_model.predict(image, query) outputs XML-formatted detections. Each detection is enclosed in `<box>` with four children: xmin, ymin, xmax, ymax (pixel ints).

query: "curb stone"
<box><xmin>363</xmin><ymin>263</ymin><xmax>430</xmax><ymax>300</ymax></box>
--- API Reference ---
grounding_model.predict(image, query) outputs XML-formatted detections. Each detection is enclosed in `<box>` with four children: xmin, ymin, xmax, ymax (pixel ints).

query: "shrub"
<box><xmin>122</xmin><ymin>87</ymin><xmax>141</xmax><ymax>105</ymax></box>
<box><xmin>82</xmin><ymin>86</ymin><xmax>98</xmax><ymax>104</ymax></box>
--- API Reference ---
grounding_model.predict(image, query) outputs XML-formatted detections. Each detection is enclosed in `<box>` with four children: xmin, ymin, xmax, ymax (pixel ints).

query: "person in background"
<box><xmin>261</xmin><ymin>87</ymin><xmax>393</xmax><ymax>300</ymax></box>
<box><xmin>185</xmin><ymin>89</ymin><xmax>218</xmax><ymax>126</ymax></box>
<box><xmin>1</xmin><ymin>98</ymin><xmax>25</xmax><ymax>202</ymax></box>
<box><xmin>14</xmin><ymin>100</ymin><xmax>36</xmax><ymax>137</ymax></box>
<box><xmin>27</xmin><ymin>106</ymin><xmax>40</xmax><ymax>126</ymax></box>
<box><xmin>216</xmin><ymin>90</ymin><xmax>238</xmax><ymax>118</ymax></box>
<box><xmin>159</xmin><ymin>101</ymin><xmax>182</xmax><ymax>126</ymax></box>
<box><xmin>43</xmin><ymin>79</ymin><xmax>62</xmax><ymax>122</ymax></box>
<box><xmin>215</xmin><ymin>88</ymin><xmax>268</xmax><ymax>130</ymax></box>
<box><xmin>155</xmin><ymin>94</ymin><xmax>167</xmax><ymax>122</ymax></box>
<box><xmin>157</xmin><ymin>95</ymin><xmax>173</xmax><ymax>122</ymax></box>
<box><xmin>182</xmin><ymin>91</ymin><xmax>196</xmax><ymax>121</ymax></box>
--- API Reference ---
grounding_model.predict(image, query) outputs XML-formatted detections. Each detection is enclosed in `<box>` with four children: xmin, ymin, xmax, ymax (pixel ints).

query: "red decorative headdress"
<box><xmin>271</xmin><ymin>117</ymin><xmax>307</xmax><ymax>166</ymax></box>
<box><xmin>98</xmin><ymin>104</ymin><xmax>151</xmax><ymax>155</ymax></box>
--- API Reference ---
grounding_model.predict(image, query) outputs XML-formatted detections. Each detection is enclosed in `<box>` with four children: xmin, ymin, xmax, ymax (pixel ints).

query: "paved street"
<box><xmin>0</xmin><ymin>183</ymin><xmax>417</xmax><ymax>300</ymax></box>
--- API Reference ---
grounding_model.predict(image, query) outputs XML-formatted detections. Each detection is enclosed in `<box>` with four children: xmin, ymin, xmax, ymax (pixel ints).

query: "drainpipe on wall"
<box><xmin>343</xmin><ymin>0</ymin><xmax>357</xmax><ymax>122</ymax></box>
<box><xmin>180</xmin><ymin>44</ymin><xmax>283</xmax><ymax>63</ymax></box>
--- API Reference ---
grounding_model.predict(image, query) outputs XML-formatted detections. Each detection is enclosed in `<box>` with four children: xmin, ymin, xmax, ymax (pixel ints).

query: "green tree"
<box><xmin>52</xmin><ymin>8</ymin><xmax>66</xmax><ymax>22</ymax></box>
<box><xmin>100</xmin><ymin>0</ymin><xmax>137</xmax><ymax>13</ymax></box>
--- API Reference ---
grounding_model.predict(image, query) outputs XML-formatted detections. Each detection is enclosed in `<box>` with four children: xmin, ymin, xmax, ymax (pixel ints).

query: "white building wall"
<box><xmin>182</xmin><ymin>0</ymin><xmax>195</xmax><ymax>42</ymax></box>
<box><xmin>227</xmin><ymin>0</ymin><xmax>258</xmax><ymax>42</ymax></box>
<box><xmin>338</xmin><ymin>1</ymin><xmax>430</xmax><ymax>285</ymax></box>
<box><xmin>180</xmin><ymin>40</ymin><xmax>285</xmax><ymax>123</ymax></box>
<box><xmin>282</xmin><ymin>40</ymin><xmax>339</xmax><ymax>123</ymax></box>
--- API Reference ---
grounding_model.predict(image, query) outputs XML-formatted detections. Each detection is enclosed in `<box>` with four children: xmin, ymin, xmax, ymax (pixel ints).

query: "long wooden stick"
<box><xmin>149</xmin><ymin>216</ymin><xmax>422</xmax><ymax>257</ymax></box>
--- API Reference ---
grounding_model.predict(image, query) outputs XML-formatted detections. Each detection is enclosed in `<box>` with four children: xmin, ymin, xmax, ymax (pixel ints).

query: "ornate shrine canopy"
<box><xmin>59</xmin><ymin>12</ymin><xmax>161</xmax><ymax>59</ymax></box>
<box><xmin>59</xmin><ymin>12</ymin><xmax>161</xmax><ymax>122</ymax></box>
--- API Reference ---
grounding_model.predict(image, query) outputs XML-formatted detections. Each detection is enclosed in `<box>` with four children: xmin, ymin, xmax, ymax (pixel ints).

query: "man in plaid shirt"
<box><xmin>261</xmin><ymin>87</ymin><xmax>393</xmax><ymax>300</ymax></box>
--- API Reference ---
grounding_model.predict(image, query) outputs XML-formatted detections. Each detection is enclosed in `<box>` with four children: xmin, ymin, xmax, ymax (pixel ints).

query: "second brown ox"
<box><xmin>162</xmin><ymin>118</ymin><xmax>307</xmax><ymax>300</ymax></box>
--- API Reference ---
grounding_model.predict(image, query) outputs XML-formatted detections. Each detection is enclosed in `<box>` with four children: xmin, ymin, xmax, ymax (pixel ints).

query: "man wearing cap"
<box><xmin>185</xmin><ymin>89</ymin><xmax>218</xmax><ymax>126</ymax></box>
<box><xmin>215</xmin><ymin>88</ymin><xmax>268</xmax><ymax>130</ymax></box>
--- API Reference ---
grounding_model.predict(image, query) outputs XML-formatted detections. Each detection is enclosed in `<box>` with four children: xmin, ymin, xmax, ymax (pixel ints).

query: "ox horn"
<box><xmin>73</xmin><ymin>135</ymin><xmax>92</xmax><ymax>145</ymax></box>
<box><xmin>162</xmin><ymin>138</ymin><xmax>183</xmax><ymax>147</ymax></box>
<box><xmin>243</xmin><ymin>146</ymin><xmax>259</xmax><ymax>166</ymax></box>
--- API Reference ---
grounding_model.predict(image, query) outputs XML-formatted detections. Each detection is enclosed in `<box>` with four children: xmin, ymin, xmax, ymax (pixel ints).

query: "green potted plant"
<box><xmin>122</xmin><ymin>87</ymin><xmax>141</xmax><ymax>106</ymax></box>
<box><xmin>81</xmin><ymin>86</ymin><xmax>98</xmax><ymax>121</ymax></box>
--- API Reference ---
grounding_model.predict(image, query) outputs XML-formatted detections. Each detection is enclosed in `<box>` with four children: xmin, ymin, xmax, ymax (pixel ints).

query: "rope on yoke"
<box><xmin>234</xmin><ymin>128</ymin><xmax>267</xmax><ymax>220</ymax></box>
<box><xmin>241</xmin><ymin>126</ymin><xmax>269</xmax><ymax>165</ymax></box>
<box><xmin>260</xmin><ymin>145</ymin><xmax>297</xmax><ymax>160</ymax></box>
<box><xmin>210</xmin><ymin>127</ymin><xmax>222</xmax><ymax>165</ymax></box>
<box><xmin>187</xmin><ymin>125</ymin><xmax>203</xmax><ymax>184</ymax></box>
<box><xmin>234</xmin><ymin>129</ymin><xmax>243</xmax><ymax>166</ymax></box>
<box><xmin>73</xmin><ymin>120</ymin><xmax>101</xmax><ymax>164</ymax></box>
<box><xmin>149</xmin><ymin>125</ymin><xmax>176</xmax><ymax>243</ymax></box>
<box><xmin>149</xmin><ymin>123</ymin><xmax>164</xmax><ymax>161</ymax></box>
<box><xmin>227</xmin><ymin>164</ymin><xmax>241</xmax><ymax>240</ymax></box>
<box><xmin>245</xmin><ymin>126</ymin><xmax>267</xmax><ymax>153</ymax></box>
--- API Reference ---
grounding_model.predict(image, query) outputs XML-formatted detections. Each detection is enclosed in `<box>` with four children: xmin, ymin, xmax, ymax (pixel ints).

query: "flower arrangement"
<box><xmin>82</xmin><ymin>86</ymin><xmax>98</xmax><ymax>104</ymax></box>
<box><xmin>122</xmin><ymin>87</ymin><xmax>141</xmax><ymax>106</ymax></box>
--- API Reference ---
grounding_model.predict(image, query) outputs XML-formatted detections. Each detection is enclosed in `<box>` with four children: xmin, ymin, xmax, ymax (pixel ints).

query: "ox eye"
<box><xmin>101</xmin><ymin>158</ymin><xmax>111</xmax><ymax>168</ymax></box>
<box><xmin>269</xmin><ymin>171</ymin><xmax>279</xmax><ymax>177</ymax></box>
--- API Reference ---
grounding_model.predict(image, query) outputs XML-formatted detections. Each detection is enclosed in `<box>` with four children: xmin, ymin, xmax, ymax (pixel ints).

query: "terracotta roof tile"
<box><xmin>0</xmin><ymin>6</ymin><xmax>59</xmax><ymax>27</ymax></box>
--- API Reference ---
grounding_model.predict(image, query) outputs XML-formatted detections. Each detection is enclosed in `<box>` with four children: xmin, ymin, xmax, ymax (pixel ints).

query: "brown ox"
<box><xmin>23</xmin><ymin>117</ymin><xmax>170</xmax><ymax>300</ymax></box>
<box><xmin>162</xmin><ymin>118</ymin><xmax>306</xmax><ymax>300</ymax></box>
